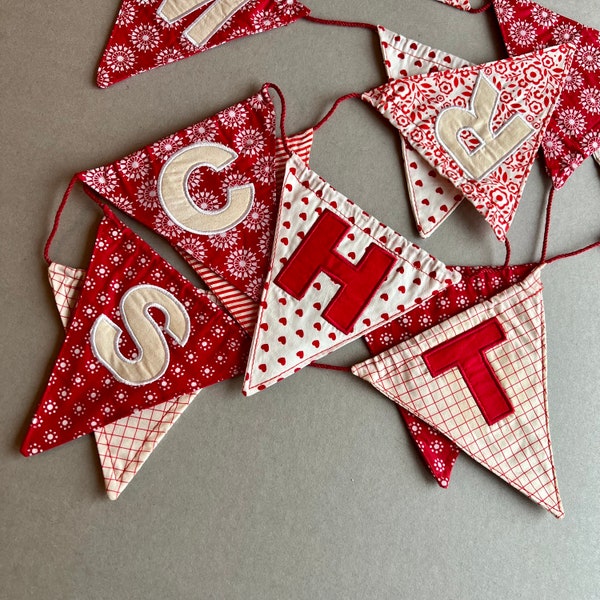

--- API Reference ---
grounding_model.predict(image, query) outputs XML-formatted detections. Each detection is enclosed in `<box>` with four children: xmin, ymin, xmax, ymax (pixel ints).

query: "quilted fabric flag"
<box><xmin>377</xmin><ymin>26</ymin><xmax>471</xmax><ymax>237</ymax></box>
<box><xmin>22</xmin><ymin>209</ymin><xmax>250</xmax><ymax>456</ymax></box>
<box><xmin>243</xmin><ymin>153</ymin><xmax>461</xmax><ymax>395</ymax></box>
<box><xmin>433</xmin><ymin>0</ymin><xmax>474</xmax><ymax>10</ymax></box>
<box><xmin>97</xmin><ymin>0</ymin><xmax>310</xmax><ymax>88</ymax></box>
<box><xmin>363</xmin><ymin>45</ymin><xmax>574</xmax><ymax>240</ymax></box>
<box><xmin>48</xmin><ymin>263</ymin><xmax>222</xmax><ymax>499</ymax></box>
<box><xmin>80</xmin><ymin>86</ymin><xmax>279</xmax><ymax>309</ymax></box>
<box><xmin>364</xmin><ymin>263</ymin><xmax>536</xmax><ymax>487</ymax></box>
<box><xmin>354</xmin><ymin>266</ymin><xmax>564</xmax><ymax>518</ymax></box>
<box><xmin>492</xmin><ymin>0</ymin><xmax>600</xmax><ymax>189</ymax></box>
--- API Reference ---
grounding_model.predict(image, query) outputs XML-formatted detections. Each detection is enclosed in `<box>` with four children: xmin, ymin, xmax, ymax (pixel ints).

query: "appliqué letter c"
<box><xmin>158</xmin><ymin>142</ymin><xmax>254</xmax><ymax>235</ymax></box>
<box><xmin>422</xmin><ymin>318</ymin><xmax>514</xmax><ymax>426</ymax></box>
<box><xmin>435</xmin><ymin>74</ymin><xmax>534</xmax><ymax>181</ymax></box>
<box><xmin>274</xmin><ymin>209</ymin><xmax>396</xmax><ymax>334</ymax></box>
<box><xmin>91</xmin><ymin>284</ymin><xmax>191</xmax><ymax>386</ymax></box>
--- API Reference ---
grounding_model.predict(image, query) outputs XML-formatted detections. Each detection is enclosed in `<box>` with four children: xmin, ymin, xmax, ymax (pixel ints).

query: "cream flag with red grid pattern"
<box><xmin>353</xmin><ymin>266</ymin><xmax>564</xmax><ymax>518</ymax></box>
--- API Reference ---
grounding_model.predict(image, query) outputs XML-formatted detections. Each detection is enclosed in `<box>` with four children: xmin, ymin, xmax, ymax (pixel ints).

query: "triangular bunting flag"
<box><xmin>48</xmin><ymin>262</ymin><xmax>216</xmax><ymax>500</ymax></box>
<box><xmin>354</xmin><ymin>266</ymin><xmax>564</xmax><ymax>518</ymax></box>
<box><xmin>377</xmin><ymin>27</ymin><xmax>471</xmax><ymax>237</ymax></box>
<box><xmin>493</xmin><ymin>0</ymin><xmax>600</xmax><ymax>188</ymax></box>
<box><xmin>242</xmin><ymin>153</ymin><xmax>461</xmax><ymax>395</ymax></box>
<box><xmin>79</xmin><ymin>87</ymin><xmax>278</xmax><ymax>305</ymax></box>
<box><xmin>364</xmin><ymin>263</ymin><xmax>536</xmax><ymax>487</ymax></box>
<box><xmin>22</xmin><ymin>210</ymin><xmax>249</xmax><ymax>456</ymax></box>
<box><xmin>363</xmin><ymin>45</ymin><xmax>574</xmax><ymax>240</ymax></box>
<box><xmin>97</xmin><ymin>0</ymin><xmax>310</xmax><ymax>88</ymax></box>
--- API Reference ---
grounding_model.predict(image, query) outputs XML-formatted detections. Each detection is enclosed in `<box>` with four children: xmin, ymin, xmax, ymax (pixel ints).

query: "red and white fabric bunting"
<box><xmin>354</xmin><ymin>266</ymin><xmax>564</xmax><ymax>518</ymax></box>
<box><xmin>48</xmin><ymin>262</ymin><xmax>220</xmax><ymax>499</ymax></box>
<box><xmin>364</xmin><ymin>263</ymin><xmax>536</xmax><ymax>487</ymax></box>
<box><xmin>243</xmin><ymin>153</ymin><xmax>461</xmax><ymax>395</ymax></box>
<box><xmin>80</xmin><ymin>86</ymin><xmax>278</xmax><ymax>306</ymax></box>
<box><xmin>433</xmin><ymin>0</ymin><xmax>474</xmax><ymax>10</ymax></box>
<box><xmin>97</xmin><ymin>0</ymin><xmax>310</xmax><ymax>88</ymax></box>
<box><xmin>493</xmin><ymin>0</ymin><xmax>600</xmax><ymax>189</ymax></box>
<box><xmin>363</xmin><ymin>45</ymin><xmax>574</xmax><ymax>240</ymax></box>
<box><xmin>377</xmin><ymin>27</ymin><xmax>471</xmax><ymax>237</ymax></box>
<box><xmin>22</xmin><ymin>210</ymin><xmax>250</xmax><ymax>457</ymax></box>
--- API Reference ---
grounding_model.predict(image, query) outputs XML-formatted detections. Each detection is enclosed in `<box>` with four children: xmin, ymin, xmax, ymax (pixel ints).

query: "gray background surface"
<box><xmin>1</xmin><ymin>1</ymin><xmax>600</xmax><ymax>598</ymax></box>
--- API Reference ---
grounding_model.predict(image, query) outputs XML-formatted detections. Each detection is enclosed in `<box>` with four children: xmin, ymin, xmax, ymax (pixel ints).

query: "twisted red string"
<box><xmin>303</xmin><ymin>15</ymin><xmax>378</xmax><ymax>32</ymax></box>
<box><xmin>543</xmin><ymin>240</ymin><xmax>600</xmax><ymax>266</ymax></box>
<box><xmin>264</xmin><ymin>82</ymin><xmax>291</xmax><ymax>157</ymax></box>
<box><xmin>309</xmin><ymin>362</ymin><xmax>352</xmax><ymax>373</ymax></box>
<box><xmin>540</xmin><ymin>185</ymin><xmax>556</xmax><ymax>264</ymax></box>
<box><xmin>43</xmin><ymin>174</ymin><xmax>82</xmax><ymax>264</ymax></box>
<box><xmin>313</xmin><ymin>92</ymin><xmax>362</xmax><ymax>131</ymax></box>
<box><xmin>467</xmin><ymin>1</ymin><xmax>493</xmax><ymax>13</ymax></box>
<box><xmin>503</xmin><ymin>236</ymin><xmax>511</xmax><ymax>268</ymax></box>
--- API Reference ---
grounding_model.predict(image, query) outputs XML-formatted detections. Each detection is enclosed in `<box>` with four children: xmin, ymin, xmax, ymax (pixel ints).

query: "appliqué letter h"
<box><xmin>422</xmin><ymin>318</ymin><xmax>514</xmax><ymax>426</ymax></box>
<box><xmin>274</xmin><ymin>209</ymin><xmax>396</xmax><ymax>334</ymax></box>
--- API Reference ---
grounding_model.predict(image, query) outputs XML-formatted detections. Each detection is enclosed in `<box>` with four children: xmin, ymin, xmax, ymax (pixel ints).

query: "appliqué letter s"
<box><xmin>91</xmin><ymin>284</ymin><xmax>191</xmax><ymax>386</ymax></box>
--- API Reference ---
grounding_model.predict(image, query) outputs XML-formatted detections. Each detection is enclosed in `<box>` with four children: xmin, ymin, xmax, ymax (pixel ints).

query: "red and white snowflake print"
<box><xmin>364</xmin><ymin>263</ymin><xmax>536</xmax><ymax>487</ymax></box>
<box><xmin>363</xmin><ymin>45</ymin><xmax>573</xmax><ymax>240</ymax></box>
<box><xmin>22</xmin><ymin>211</ymin><xmax>250</xmax><ymax>456</ymax></box>
<box><xmin>494</xmin><ymin>0</ymin><xmax>600</xmax><ymax>188</ymax></box>
<box><xmin>97</xmin><ymin>0</ymin><xmax>310</xmax><ymax>88</ymax></box>
<box><xmin>377</xmin><ymin>27</ymin><xmax>471</xmax><ymax>238</ymax></box>
<box><xmin>79</xmin><ymin>87</ymin><xmax>277</xmax><ymax>303</ymax></box>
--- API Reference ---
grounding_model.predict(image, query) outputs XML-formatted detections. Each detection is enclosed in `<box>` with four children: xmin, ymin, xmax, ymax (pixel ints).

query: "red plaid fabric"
<box><xmin>354</xmin><ymin>267</ymin><xmax>564</xmax><ymax>518</ymax></box>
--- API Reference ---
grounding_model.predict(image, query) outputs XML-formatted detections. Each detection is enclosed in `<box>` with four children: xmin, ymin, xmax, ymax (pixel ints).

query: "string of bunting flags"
<box><xmin>21</xmin><ymin>0</ymin><xmax>600</xmax><ymax>516</ymax></box>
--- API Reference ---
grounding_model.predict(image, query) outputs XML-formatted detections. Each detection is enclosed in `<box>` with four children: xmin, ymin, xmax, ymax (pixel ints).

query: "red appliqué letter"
<box><xmin>422</xmin><ymin>318</ymin><xmax>514</xmax><ymax>426</ymax></box>
<box><xmin>274</xmin><ymin>209</ymin><xmax>396</xmax><ymax>334</ymax></box>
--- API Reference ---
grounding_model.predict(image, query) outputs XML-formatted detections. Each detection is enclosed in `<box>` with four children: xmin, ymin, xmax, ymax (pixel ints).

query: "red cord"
<box><xmin>303</xmin><ymin>14</ymin><xmax>378</xmax><ymax>32</ymax></box>
<box><xmin>43</xmin><ymin>174</ymin><xmax>82</xmax><ymax>264</ymax></box>
<box><xmin>313</xmin><ymin>92</ymin><xmax>362</xmax><ymax>131</ymax></box>
<box><xmin>467</xmin><ymin>1</ymin><xmax>493</xmax><ymax>13</ymax></box>
<box><xmin>540</xmin><ymin>185</ymin><xmax>556</xmax><ymax>264</ymax></box>
<box><xmin>543</xmin><ymin>240</ymin><xmax>600</xmax><ymax>266</ymax></box>
<box><xmin>264</xmin><ymin>82</ymin><xmax>291</xmax><ymax>157</ymax></box>
<box><xmin>503</xmin><ymin>236</ymin><xmax>511</xmax><ymax>268</ymax></box>
<box><xmin>309</xmin><ymin>362</ymin><xmax>352</xmax><ymax>373</ymax></box>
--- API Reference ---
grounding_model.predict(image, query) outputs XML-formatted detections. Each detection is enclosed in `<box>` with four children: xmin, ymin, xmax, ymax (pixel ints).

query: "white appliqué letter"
<box><xmin>436</xmin><ymin>74</ymin><xmax>534</xmax><ymax>181</ymax></box>
<box><xmin>91</xmin><ymin>284</ymin><xmax>191</xmax><ymax>386</ymax></box>
<box><xmin>158</xmin><ymin>0</ymin><xmax>251</xmax><ymax>47</ymax></box>
<box><xmin>158</xmin><ymin>142</ymin><xmax>254</xmax><ymax>235</ymax></box>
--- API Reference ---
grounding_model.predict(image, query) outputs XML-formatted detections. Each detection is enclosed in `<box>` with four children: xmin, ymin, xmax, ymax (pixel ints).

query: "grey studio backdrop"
<box><xmin>1</xmin><ymin>1</ymin><xmax>599</xmax><ymax>598</ymax></box>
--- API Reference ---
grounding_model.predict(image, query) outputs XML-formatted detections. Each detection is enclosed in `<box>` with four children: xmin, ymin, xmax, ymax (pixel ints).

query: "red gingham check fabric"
<box><xmin>48</xmin><ymin>263</ymin><xmax>86</xmax><ymax>329</ymax></box>
<box><xmin>353</xmin><ymin>266</ymin><xmax>564</xmax><ymax>518</ymax></box>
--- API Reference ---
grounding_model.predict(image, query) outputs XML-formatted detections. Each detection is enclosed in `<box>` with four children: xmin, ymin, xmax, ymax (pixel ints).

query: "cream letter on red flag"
<box><xmin>243</xmin><ymin>153</ymin><xmax>461</xmax><ymax>395</ymax></box>
<box><xmin>354</xmin><ymin>266</ymin><xmax>564</xmax><ymax>518</ymax></box>
<box><xmin>22</xmin><ymin>210</ymin><xmax>249</xmax><ymax>457</ymax></box>
<box><xmin>97</xmin><ymin>0</ymin><xmax>310</xmax><ymax>88</ymax></box>
<box><xmin>377</xmin><ymin>27</ymin><xmax>471</xmax><ymax>237</ymax></box>
<box><xmin>363</xmin><ymin>45</ymin><xmax>574</xmax><ymax>240</ymax></box>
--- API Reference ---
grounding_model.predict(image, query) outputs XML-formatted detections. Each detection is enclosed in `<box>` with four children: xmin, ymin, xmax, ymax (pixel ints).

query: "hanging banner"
<box><xmin>22</xmin><ymin>210</ymin><xmax>249</xmax><ymax>456</ymax></box>
<box><xmin>97</xmin><ymin>0</ymin><xmax>310</xmax><ymax>88</ymax></box>
<box><xmin>354</xmin><ymin>266</ymin><xmax>564</xmax><ymax>518</ymax></box>
<box><xmin>364</xmin><ymin>263</ymin><xmax>536</xmax><ymax>487</ymax></box>
<box><xmin>243</xmin><ymin>153</ymin><xmax>461</xmax><ymax>395</ymax></box>
<box><xmin>377</xmin><ymin>26</ymin><xmax>471</xmax><ymax>238</ymax></box>
<box><xmin>363</xmin><ymin>45</ymin><xmax>574</xmax><ymax>240</ymax></box>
